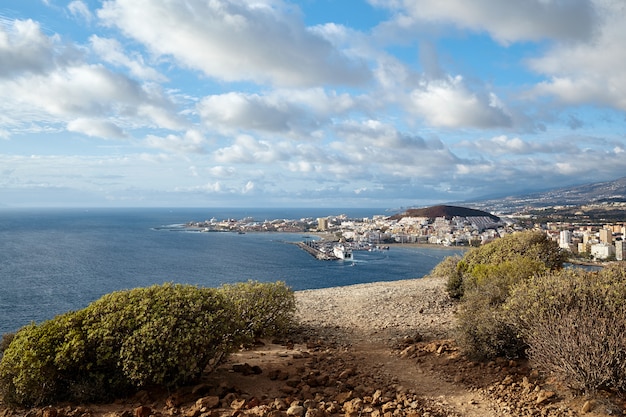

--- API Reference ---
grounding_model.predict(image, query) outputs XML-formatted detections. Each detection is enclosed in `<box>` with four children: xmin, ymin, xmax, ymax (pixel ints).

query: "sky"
<box><xmin>1</xmin><ymin>0</ymin><xmax>625</xmax><ymax>208</ymax></box>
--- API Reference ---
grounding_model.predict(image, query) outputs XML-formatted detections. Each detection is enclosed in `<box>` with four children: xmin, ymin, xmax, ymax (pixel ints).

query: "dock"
<box><xmin>293</xmin><ymin>242</ymin><xmax>338</xmax><ymax>260</ymax></box>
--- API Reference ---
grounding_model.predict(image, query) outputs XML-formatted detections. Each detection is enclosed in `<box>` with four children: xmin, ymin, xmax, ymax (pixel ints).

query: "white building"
<box><xmin>559</xmin><ymin>230</ymin><xmax>572</xmax><ymax>250</ymax></box>
<box><xmin>590</xmin><ymin>243</ymin><xmax>615</xmax><ymax>260</ymax></box>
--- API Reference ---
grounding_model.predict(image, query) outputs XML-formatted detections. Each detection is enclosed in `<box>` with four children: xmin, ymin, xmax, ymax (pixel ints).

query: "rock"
<box><xmin>399</xmin><ymin>345</ymin><xmax>417</xmax><ymax>358</ymax></box>
<box><xmin>535</xmin><ymin>390</ymin><xmax>555</xmax><ymax>405</ymax></box>
<box><xmin>342</xmin><ymin>398</ymin><xmax>363</xmax><ymax>414</ymax></box>
<box><xmin>304</xmin><ymin>408</ymin><xmax>324</xmax><ymax>417</ymax></box>
<box><xmin>286</xmin><ymin>405</ymin><xmax>305</xmax><ymax>417</ymax></box>
<box><xmin>339</xmin><ymin>368</ymin><xmax>355</xmax><ymax>379</ymax></box>
<box><xmin>231</xmin><ymin>399</ymin><xmax>246</xmax><ymax>411</ymax></box>
<box><xmin>335</xmin><ymin>391</ymin><xmax>353</xmax><ymax>404</ymax></box>
<box><xmin>581</xmin><ymin>400</ymin><xmax>594</xmax><ymax>413</ymax></box>
<box><xmin>133</xmin><ymin>406</ymin><xmax>151</xmax><ymax>417</ymax></box>
<box><xmin>273</xmin><ymin>399</ymin><xmax>288</xmax><ymax>410</ymax></box>
<box><xmin>233</xmin><ymin>363</ymin><xmax>262</xmax><ymax>375</ymax></box>
<box><xmin>165</xmin><ymin>393</ymin><xmax>183</xmax><ymax>408</ymax></box>
<box><xmin>196</xmin><ymin>396</ymin><xmax>220</xmax><ymax>410</ymax></box>
<box><xmin>43</xmin><ymin>407</ymin><xmax>58</xmax><ymax>417</ymax></box>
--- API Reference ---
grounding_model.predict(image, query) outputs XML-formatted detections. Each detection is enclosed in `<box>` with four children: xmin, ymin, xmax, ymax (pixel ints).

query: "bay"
<box><xmin>0</xmin><ymin>208</ymin><xmax>463</xmax><ymax>335</ymax></box>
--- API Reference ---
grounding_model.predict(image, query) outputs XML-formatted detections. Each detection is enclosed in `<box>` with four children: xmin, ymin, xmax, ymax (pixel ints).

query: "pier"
<box><xmin>294</xmin><ymin>241</ymin><xmax>338</xmax><ymax>260</ymax></box>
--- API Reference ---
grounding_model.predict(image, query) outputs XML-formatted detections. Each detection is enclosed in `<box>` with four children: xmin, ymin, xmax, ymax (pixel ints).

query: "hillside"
<box><xmin>465</xmin><ymin>176</ymin><xmax>626</xmax><ymax>214</ymax></box>
<box><xmin>389</xmin><ymin>205</ymin><xmax>500</xmax><ymax>222</ymax></box>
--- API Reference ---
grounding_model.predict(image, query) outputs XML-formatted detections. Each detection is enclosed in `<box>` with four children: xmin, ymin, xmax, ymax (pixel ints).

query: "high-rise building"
<box><xmin>616</xmin><ymin>240</ymin><xmax>625</xmax><ymax>261</ymax></box>
<box><xmin>317</xmin><ymin>217</ymin><xmax>329</xmax><ymax>231</ymax></box>
<box><xmin>559</xmin><ymin>230</ymin><xmax>572</xmax><ymax>249</ymax></box>
<box><xmin>600</xmin><ymin>228</ymin><xmax>613</xmax><ymax>244</ymax></box>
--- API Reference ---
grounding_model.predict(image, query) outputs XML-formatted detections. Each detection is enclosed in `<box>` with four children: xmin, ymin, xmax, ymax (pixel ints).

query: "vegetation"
<box><xmin>220</xmin><ymin>280</ymin><xmax>297</xmax><ymax>339</ymax></box>
<box><xmin>0</xmin><ymin>281</ymin><xmax>295</xmax><ymax>406</ymax></box>
<box><xmin>432</xmin><ymin>229</ymin><xmax>626</xmax><ymax>392</ymax></box>
<box><xmin>506</xmin><ymin>264</ymin><xmax>626</xmax><ymax>393</ymax></box>
<box><xmin>431</xmin><ymin>231</ymin><xmax>565</xmax><ymax>359</ymax></box>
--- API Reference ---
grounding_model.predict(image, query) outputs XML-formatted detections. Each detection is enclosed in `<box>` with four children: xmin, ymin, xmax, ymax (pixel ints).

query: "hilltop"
<box><xmin>389</xmin><ymin>205</ymin><xmax>500</xmax><ymax>222</ymax></box>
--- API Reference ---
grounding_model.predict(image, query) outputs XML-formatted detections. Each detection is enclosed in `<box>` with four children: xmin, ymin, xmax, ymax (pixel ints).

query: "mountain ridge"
<box><xmin>462</xmin><ymin>176</ymin><xmax>626</xmax><ymax>214</ymax></box>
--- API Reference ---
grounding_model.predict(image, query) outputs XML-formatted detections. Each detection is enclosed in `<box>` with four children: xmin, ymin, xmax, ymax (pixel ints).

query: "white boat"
<box><xmin>333</xmin><ymin>244</ymin><xmax>353</xmax><ymax>261</ymax></box>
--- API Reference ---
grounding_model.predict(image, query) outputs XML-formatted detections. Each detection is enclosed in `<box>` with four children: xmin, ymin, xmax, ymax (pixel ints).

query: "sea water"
<box><xmin>0</xmin><ymin>208</ymin><xmax>464</xmax><ymax>335</ymax></box>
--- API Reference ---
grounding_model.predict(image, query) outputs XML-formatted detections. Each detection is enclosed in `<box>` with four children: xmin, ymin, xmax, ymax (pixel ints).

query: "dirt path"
<box><xmin>295</xmin><ymin>276</ymin><xmax>506</xmax><ymax>416</ymax></box>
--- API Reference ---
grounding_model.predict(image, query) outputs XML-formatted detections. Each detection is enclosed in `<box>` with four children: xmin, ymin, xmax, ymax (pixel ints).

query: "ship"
<box><xmin>333</xmin><ymin>244</ymin><xmax>353</xmax><ymax>261</ymax></box>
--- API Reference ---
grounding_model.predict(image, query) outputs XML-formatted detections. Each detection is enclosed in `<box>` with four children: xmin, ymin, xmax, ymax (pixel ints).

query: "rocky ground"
<box><xmin>1</xmin><ymin>276</ymin><xmax>624</xmax><ymax>417</ymax></box>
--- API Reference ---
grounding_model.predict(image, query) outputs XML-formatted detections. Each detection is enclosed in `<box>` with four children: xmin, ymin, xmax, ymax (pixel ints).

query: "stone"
<box><xmin>339</xmin><ymin>368</ymin><xmax>355</xmax><ymax>379</ymax></box>
<box><xmin>581</xmin><ymin>400</ymin><xmax>594</xmax><ymax>413</ymax></box>
<box><xmin>43</xmin><ymin>407</ymin><xmax>58</xmax><ymax>417</ymax></box>
<box><xmin>133</xmin><ymin>406</ymin><xmax>151</xmax><ymax>417</ymax></box>
<box><xmin>342</xmin><ymin>398</ymin><xmax>363</xmax><ymax>414</ymax></box>
<box><xmin>286</xmin><ymin>405</ymin><xmax>305</xmax><ymax>417</ymax></box>
<box><xmin>196</xmin><ymin>396</ymin><xmax>221</xmax><ymax>410</ymax></box>
<box><xmin>335</xmin><ymin>391</ymin><xmax>353</xmax><ymax>404</ymax></box>
<box><xmin>166</xmin><ymin>393</ymin><xmax>183</xmax><ymax>408</ymax></box>
<box><xmin>231</xmin><ymin>399</ymin><xmax>246</xmax><ymax>411</ymax></box>
<box><xmin>535</xmin><ymin>390</ymin><xmax>555</xmax><ymax>405</ymax></box>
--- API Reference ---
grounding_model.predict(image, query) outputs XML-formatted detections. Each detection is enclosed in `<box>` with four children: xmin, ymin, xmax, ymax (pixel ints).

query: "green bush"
<box><xmin>444</xmin><ymin>231</ymin><xmax>565</xmax><ymax>299</ymax></box>
<box><xmin>220</xmin><ymin>280</ymin><xmax>296</xmax><ymax>338</ymax></box>
<box><xmin>455</xmin><ymin>257</ymin><xmax>546</xmax><ymax>359</ymax></box>
<box><xmin>506</xmin><ymin>264</ymin><xmax>626</xmax><ymax>393</ymax></box>
<box><xmin>0</xmin><ymin>281</ymin><xmax>296</xmax><ymax>406</ymax></box>
<box><xmin>428</xmin><ymin>231</ymin><xmax>564</xmax><ymax>359</ymax></box>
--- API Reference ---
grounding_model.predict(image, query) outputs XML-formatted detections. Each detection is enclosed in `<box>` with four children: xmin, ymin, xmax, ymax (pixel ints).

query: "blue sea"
<box><xmin>0</xmin><ymin>208</ymin><xmax>463</xmax><ymax>336</ymax></box>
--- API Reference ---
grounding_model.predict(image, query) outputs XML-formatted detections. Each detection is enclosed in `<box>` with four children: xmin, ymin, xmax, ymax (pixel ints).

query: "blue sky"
<box><xmin>1</xmin><ymin>0</ymin><xmax>625</xmax><ymax>208</ymax></box>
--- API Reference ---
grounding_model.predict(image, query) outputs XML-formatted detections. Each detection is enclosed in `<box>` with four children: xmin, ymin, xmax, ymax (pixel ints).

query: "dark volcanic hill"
<box><xmin>389</xmin><ymin>205</ymin><xmax>500</xmax><ymax>221</ymax></box>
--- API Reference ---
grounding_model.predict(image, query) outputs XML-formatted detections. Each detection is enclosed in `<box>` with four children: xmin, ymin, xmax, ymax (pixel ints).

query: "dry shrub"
<box><xmin>507</xmin><ymin>264</ymin><xmax>626</xmax><ymax>393</ymax></box>
<box><xmin>455</xmin><ymin>257</ymin><xmax>546</xmax><ymax>359</ymax></box>
<box><xmin>456</xmin><ymin>277</ymin><xmax>526</xmax><ymax>360</ymax></box>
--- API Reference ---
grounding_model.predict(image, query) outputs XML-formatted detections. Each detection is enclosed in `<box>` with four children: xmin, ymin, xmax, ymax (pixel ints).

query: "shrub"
<box><xmin>0</xmin><ymin>281</ymin><xmax>298</xmax><ymax>406</ymax></box>
<box><xmin>443</xmin><ymin>230</ymin><xmax>565</xmax><ymax>299</ymax></box>
<box><xmin>506</xmin><ymin>264</ymin><xmax>626</xmax><ymax>393</ymax></box>
<box><xmin>429</xmin><ymin>255</ymin><xmax>465</xmax><ymax>298</ymax></box>
<box><xmin>0</xmin><ymin>283</ymin><xmax>249</xmax><ymax>406</ymax></box>
<box><xmin>430</xmin><ymin>231</ymin><xmax>563</xmax><ymax>359</ymax></box>
<box><xmin>219</xmin><ymin>280</ymin><xmax>296</xmax><ymax>339</ymax></box>
<box><xmin>455</xmin><ymin>257</ymin><xmax>546</xmax><ymax>359</ymax></box>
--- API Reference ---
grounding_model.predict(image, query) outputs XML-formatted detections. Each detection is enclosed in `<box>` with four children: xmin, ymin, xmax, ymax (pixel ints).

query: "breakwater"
<box><xmin>293</xmin><ymin>242</ymin><xmax>338</xmax><ymax>260</ymax></box>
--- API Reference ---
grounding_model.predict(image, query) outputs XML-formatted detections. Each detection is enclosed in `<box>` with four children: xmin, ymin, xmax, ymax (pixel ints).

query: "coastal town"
<box><xmin>185</xmin><ymin>202</ymin><xmax>626</xmax><ymax>262</ymax></box>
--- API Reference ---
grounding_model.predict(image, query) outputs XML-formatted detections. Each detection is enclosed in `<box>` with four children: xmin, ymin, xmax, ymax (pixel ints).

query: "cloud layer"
<box><xmin>0</xmin><ymin>0</ymin><xmax>625</xmax><ymax>207</ymax></box>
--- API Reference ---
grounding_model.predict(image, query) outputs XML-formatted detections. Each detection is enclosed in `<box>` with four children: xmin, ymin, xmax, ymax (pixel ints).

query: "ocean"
<box><xmin>0</xmin><ymin>208</ymin><xmax>464</xmax><ymax>336</ymax></box>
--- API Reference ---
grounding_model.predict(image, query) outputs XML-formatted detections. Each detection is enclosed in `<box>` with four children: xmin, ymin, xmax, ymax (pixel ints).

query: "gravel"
<box><xmin>294</xmin><ymin>275</ymin><xmax>456</xmax><ymax>345</ymax></box>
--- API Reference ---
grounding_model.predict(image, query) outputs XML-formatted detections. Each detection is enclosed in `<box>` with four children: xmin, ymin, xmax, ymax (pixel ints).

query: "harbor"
<box><xmin>293</xmin><ymin>239</ymin><xmax>388</xmax><ymax>261</ymax></box>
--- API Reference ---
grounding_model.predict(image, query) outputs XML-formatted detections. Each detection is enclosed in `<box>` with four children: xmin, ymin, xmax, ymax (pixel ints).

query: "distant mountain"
<box><xmin>464</xmin><ymin>176</ymin><xmax>626</xmax><ymax>214</ymax></box>
<box><xmin>389</xmin><ymin>205</ymin><xmax>500</xmax><ymax>221</ymax></box>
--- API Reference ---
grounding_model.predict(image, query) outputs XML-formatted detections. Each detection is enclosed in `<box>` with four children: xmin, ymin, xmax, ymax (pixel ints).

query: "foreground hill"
<box><xmin>389</xmin><ymin>204</ymin><xmax>500</xmax><ymax>222</ymax></box>
<box><xmin>9</xmin><ymin>277</ymin><xmax>618</xmax><ymax>417</ymax></box>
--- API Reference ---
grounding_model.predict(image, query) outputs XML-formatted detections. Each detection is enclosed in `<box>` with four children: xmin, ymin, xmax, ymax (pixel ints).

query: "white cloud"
<box><xmin>0</xmin><ymin>19</ymin><xmax>58</xmax><ymax>77</ymax></box>
<box><xmin>213</xmin><ymin>135</ymin><xmax>288</xmax><ymax>164</ymax></box>
<box><xmin>371</xmin><ymin>0</ymin><xmax>597</xmax><ymax>44</ymax></box>
<box><xmin>67</xmin><ymin>118</ymin><xmax>125</xmax><ymax>138</ymax></box>
<box><xmin>97</xmin><ymin>0</ymin><xmax>370</xmax><ymax>87</ymax></box>
<box><xmin>197</xmin><ymin>88</ymin><xmax>354</xmax><ymax>135</ymax></box>
<box><xmin>408</xmin><ymin>76</ymin><xmax>511</xmax><ymax>128</ymax></box>
<box><xmin>1</xmin><ymin>62</ymin><xmax>183</xmax><ymax>133</ymax></box>
<box><xmin>90</xmin><ymin>35</ymin><xmax>166</xmax><ymax>82</ymax></box>
<box><xmin>144</xmin><ymin>130</ymin><xmax>206</xmax><ymax>154</ymax></box>
<box><xmin>68</xmin><ymin>0</ymin><xmax>93</xmax><ymax>24</ymax></box>
<box><xmin>528</xmin><ymin>2</ymin><xmax>626</xmax><ymax>111</ymax></box>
